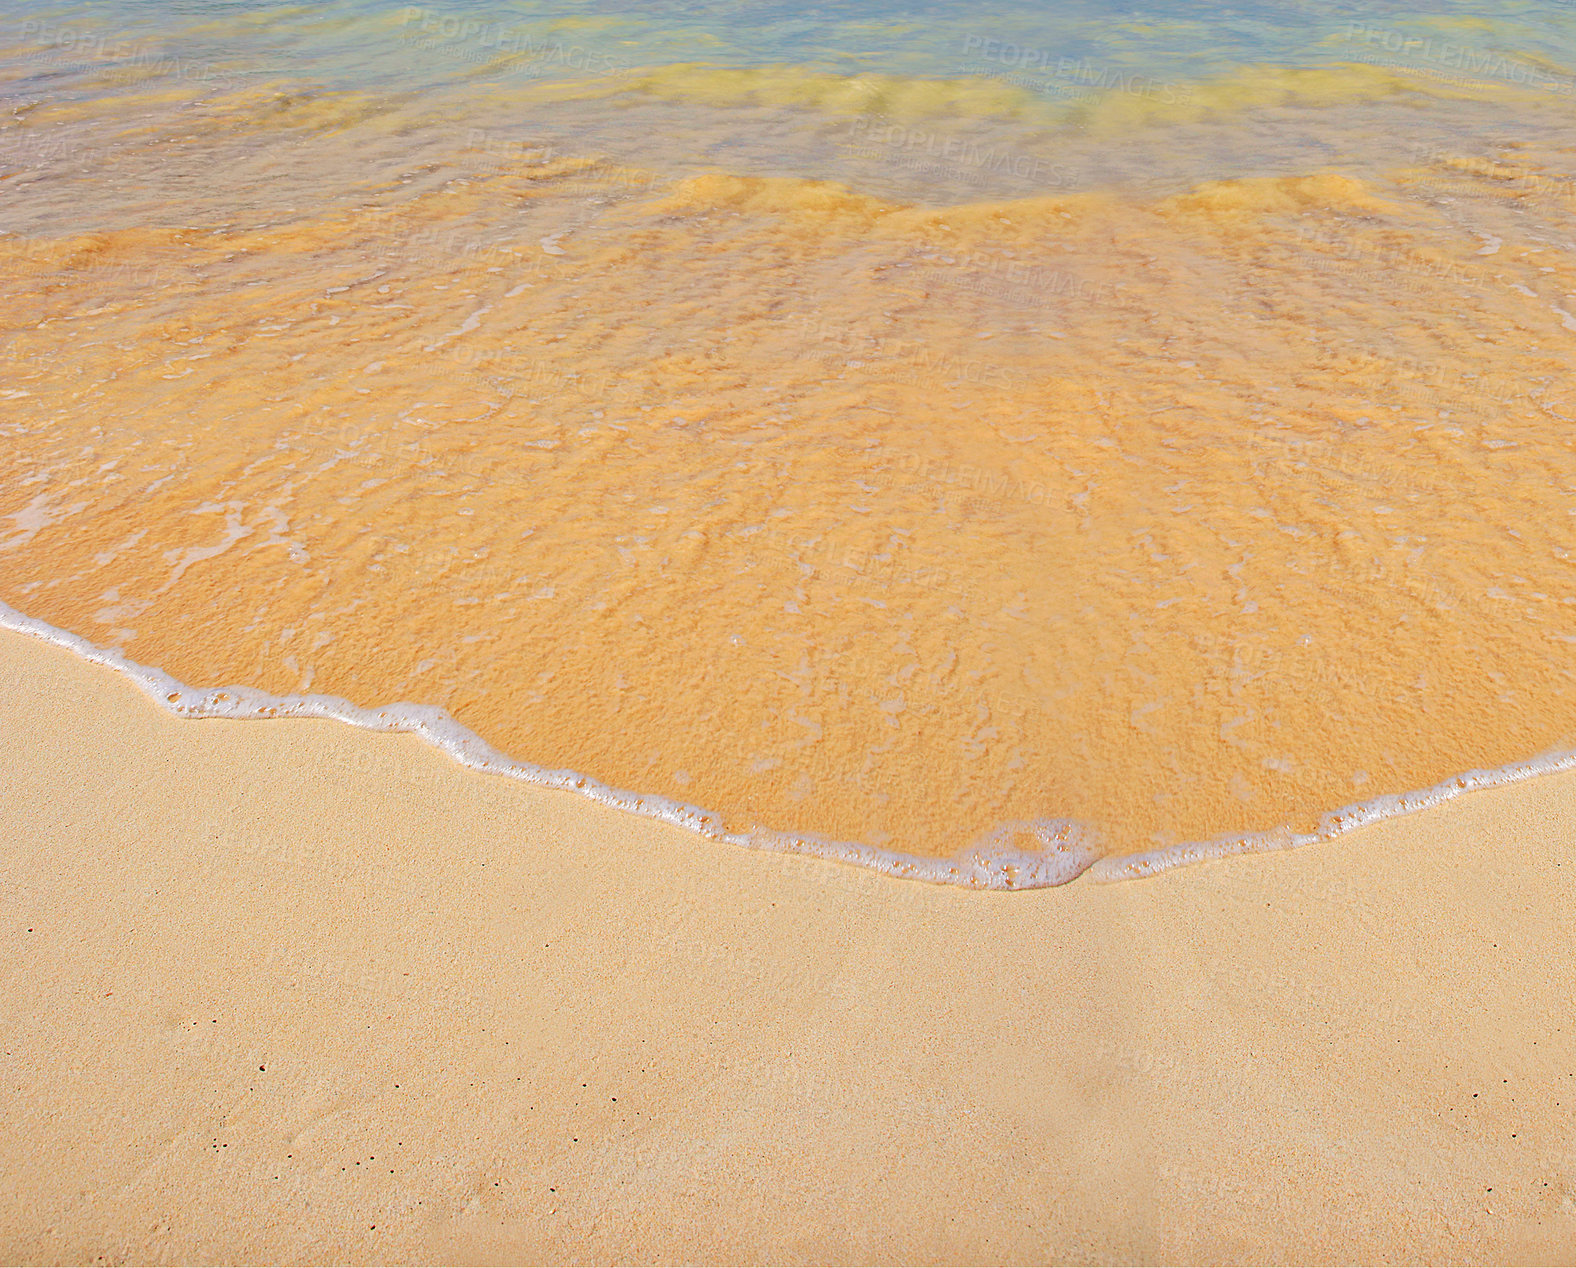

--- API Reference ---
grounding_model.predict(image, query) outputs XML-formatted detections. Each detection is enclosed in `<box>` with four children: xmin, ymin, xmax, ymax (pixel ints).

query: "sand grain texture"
<box><xmin>0</xmin><ymin>626</ymin><xmax>1573</xmax><ymax>1264</ymax></box>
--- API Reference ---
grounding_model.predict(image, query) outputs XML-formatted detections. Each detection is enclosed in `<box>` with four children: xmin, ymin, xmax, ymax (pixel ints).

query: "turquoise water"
<box><xmin>10</xmin><ymin>0</ymin><xmax>1576</xmax><ymax>91</ymax></box>
<box><xmin>7</xmin><ymin>0</ymin><xmax>1576</xmax><ymax>207</ymax></box>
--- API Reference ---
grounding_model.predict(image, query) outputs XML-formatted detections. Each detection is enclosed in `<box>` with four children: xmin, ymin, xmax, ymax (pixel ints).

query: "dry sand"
<box><xmin>1</xmin><ymin>624</ymin><xmax>1573</xmax><ymax>1264</ymax></box>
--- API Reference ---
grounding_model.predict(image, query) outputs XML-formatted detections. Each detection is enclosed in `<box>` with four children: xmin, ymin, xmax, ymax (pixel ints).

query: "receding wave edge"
<box><xmin>4</xmin><ymin>597</ymin><xmax>1571</xmax><ymax>889</ymax></box>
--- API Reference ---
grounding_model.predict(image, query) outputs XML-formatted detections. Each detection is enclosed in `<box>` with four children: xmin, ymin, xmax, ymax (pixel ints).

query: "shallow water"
<box><xmin>4</xmin><ymin>0</ymin><xmax>1576</xmax><ymax>879</ymax></box>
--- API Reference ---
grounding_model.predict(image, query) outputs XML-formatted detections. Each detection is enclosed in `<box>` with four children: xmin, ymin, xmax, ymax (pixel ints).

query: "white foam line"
<box><xmin>5</xmin><ymin>597</ymin><xmax>1572</xmax><ymax>892</ymax></box>
<box><xmin>0</xmin><ymin>599</ymin><xmax>1093</xmax><ymax>890</ymax></box>
<box><xmin>1087</xmin><ymin>749</ymin><xmax>1576</xmax><ymax>882</ymax></box>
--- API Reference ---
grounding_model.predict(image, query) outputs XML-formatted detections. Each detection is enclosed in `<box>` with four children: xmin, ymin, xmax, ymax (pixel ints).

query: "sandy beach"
<box><xmin>1</xmin><ymin>624</ymin><xmax>1572</xmax><ymax>1263</ymax></box>
<box><xmin>6</xmin><ymin>3</ymin><xmax>1576</xmax><ymax>1262</ymax></box>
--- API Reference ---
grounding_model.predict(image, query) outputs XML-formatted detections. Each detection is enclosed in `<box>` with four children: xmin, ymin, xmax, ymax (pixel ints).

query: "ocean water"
<box><xmin>4</xmin><ymin>0</ymin><xmax>1576</xmax><ymax>884</ymax></box>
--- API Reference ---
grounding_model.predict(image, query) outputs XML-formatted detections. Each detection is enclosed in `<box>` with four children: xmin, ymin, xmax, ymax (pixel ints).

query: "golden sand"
<box><xmin>2</xmin><ymin>625</ymin><xmax>1574</xmax><ymax>1261</ymax></box>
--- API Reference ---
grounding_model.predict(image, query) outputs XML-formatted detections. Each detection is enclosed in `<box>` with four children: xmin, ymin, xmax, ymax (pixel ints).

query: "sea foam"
<box><xmin>5</xmin><ymin>598</ymin><xmax>1572</xmax><ymax>890</ymax></box>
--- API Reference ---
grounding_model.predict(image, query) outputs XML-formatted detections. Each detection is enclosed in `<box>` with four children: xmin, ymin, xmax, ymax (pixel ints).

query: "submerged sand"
<box><xmin>8</xmin><ymin>131</ymin><xmax>1576</xmax><ymax>865</ymax></box>
<box><xmin>1</xmin><ymin>624</ymin><xmax>1572</xmax><ymax>1264</ymax></box>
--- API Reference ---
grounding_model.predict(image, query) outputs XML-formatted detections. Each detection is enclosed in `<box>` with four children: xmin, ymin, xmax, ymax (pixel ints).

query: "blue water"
<box><xmin>366</xmin><ymin>0</ymin><xmax>1561</xmax><ymax>85</ymax></box>
<box><xmin>7</xmin><ymin>0</ymin><xmax>1576</xmax><ymax>227</ymax></box>
<box><xmin>8</xmin><ymin>0</ymin><xmax>1576</xmax><ymax>123</ymax></box>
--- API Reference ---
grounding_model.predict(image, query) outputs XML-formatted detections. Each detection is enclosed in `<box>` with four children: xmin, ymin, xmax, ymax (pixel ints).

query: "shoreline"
<box><xmin>5</xmin><ymin>598</ymin><xmax>1573</xmax><ymax>892</ymax></box>
<box><xmin>2</xmin><ymin>622</ymin><xmax>1574</xmax><ymax>1261</ymax></box>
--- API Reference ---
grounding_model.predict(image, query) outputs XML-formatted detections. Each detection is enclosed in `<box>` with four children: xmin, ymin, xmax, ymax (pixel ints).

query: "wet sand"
<box><xmin>10</xmin><ymin>150</ymin><xmax>1576</xmax><ymax>866</ymax></box>
<box><xmin>1</xmin><ymin>623</ymin><xmax>1572</xmax><ymax>1264</ymax></box>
